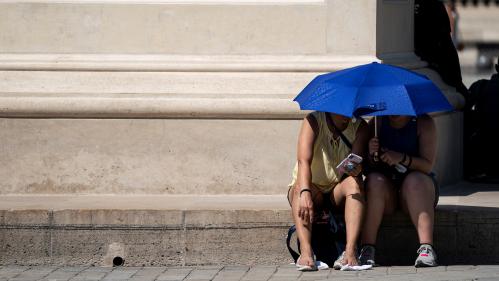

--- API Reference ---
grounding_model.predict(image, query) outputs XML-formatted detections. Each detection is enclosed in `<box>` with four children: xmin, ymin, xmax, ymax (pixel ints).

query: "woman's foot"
<box><xmin>358</xmin><ymin>245</ymin><xmax>376</xmax><ymax>266</ymax></box>
<box><xmin>344</xmin><ymin>249</ymin><xmax>359</xmax><ymax>266</ymax></box>
<box><xmin>296</xmin><ymin>255</ymin><xmax>317</xmax><ymax>271</ymax></box>
<box><xmin>333</xmin><ymin>250</ymin><xmax>359</xmax><ymax>270</ymax></box>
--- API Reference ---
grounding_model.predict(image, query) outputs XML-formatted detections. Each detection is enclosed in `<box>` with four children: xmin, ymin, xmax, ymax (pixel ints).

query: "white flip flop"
<box><xmin>295</xmin><ymin>256</ymin><xmax>318</xmax><ymax>271</ymax></box>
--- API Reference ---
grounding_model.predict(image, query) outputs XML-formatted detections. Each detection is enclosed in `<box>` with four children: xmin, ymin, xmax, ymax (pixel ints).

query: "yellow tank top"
<box><xmin>289</xmin><ymin>111</ymin><xmax>361</xmax><ymax>193</ymax></box>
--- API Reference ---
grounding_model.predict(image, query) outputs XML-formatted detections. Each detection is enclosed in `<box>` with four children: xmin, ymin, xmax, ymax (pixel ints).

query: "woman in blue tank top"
<box><xmin>358</xmin><ymin>114</ymin><xmax>439</xmax><ymax>268</ymax></box>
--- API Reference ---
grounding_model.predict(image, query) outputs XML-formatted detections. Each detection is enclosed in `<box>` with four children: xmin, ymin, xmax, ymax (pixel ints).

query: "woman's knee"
<box><xmin>341</xmin><ymin>176</ymin><xmax>364</xmax><ymax>196</ymax></box>
<box><xmin>366</xmin><ymin>173</ymin><xmax>392</xmax><ymax>197</ymax></box>
<box><xmin>402</xmin><ymin>172</ymin><xmax>433</xmax><ymax>195</ymax></box>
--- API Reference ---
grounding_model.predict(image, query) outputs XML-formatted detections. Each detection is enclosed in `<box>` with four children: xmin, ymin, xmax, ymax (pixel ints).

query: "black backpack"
<box><xmin>466</xmin><ymin>74</ymin><xmax>499</xmax><ymax>182</ymax></box>
<box><xmin>286</xmin><ymin>210</ymin><xmax>346</xmax><ymax>267</ymax></box>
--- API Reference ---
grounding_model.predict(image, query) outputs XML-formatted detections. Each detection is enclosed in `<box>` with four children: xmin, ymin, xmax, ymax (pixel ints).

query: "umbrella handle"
<box><xmin>373</xmin><ymin>116</ymin><xmax>379</xmax><ymax>162</ymax></box>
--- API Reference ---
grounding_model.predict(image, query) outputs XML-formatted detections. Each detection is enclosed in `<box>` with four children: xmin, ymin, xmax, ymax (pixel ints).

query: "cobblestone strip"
<box><xmin>0</xmin><ymin>266</ymin><xmax>30</xmax><ymax>280</ymax></box>
<box><xmin>240</xmin><ymin>265</ymin><xmax>276</xmax><ymax>281</ymax></box>
<box><xmin>212</xmin><ymin>266</ymin><xmax>249</xmax><ymax>281</ymax></box>
<box><xmin>155</xmin><ymin>267</ymin><xmax>193</xmax><ymax>281</ymax></box>
<box><xmin>128</xmin><ymin>267</ymin><xmax>166</xmax><ymax>281</ymax></box>
<box><xmin>69</xmin><ymin>266</ymin><xmax>113</xmax><ymax>281</ymax></box>
<box><xmin>183</xmin><ymin>267</ymin><xmax>222</xmax><ymax>281</ymax></box>
<box><xmin>40</xmin><ymin>266</ymin><xmax>88</xmax><ymax>281</ymax></box>
<box><xmin>8</xmin><ymin>266</ymin><xmax>58</xmax><ymax>281</ymax></box>
<box><xmin>0</xmin><ymin>265</ymin><xmax>498</xmax><ymax>281</ymax></box>
<box><xmin>102</xmin><ymin>267</ymin><xmax>139</xmax><ymax>280</ymax></box>
<box><xmin>268</xmin><ymin>264</ymin><xmax>301</xmax><ymax>281</ymax></box>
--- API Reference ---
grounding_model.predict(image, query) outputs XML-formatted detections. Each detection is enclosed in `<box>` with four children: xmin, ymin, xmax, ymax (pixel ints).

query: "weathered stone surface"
<box><xmin>185</xmin><ymin>228</ymin><xmax>289</xmax><ymax>266</ymax></box>
<box><xmin>0</xmin><ymin>229</ymin><xmax>51</xmax><ymax>265</ymax></box>
<box><xmin>50</xmin><ymin>229</ymin><xmax>185</xmax><ymax>267</ymax></box>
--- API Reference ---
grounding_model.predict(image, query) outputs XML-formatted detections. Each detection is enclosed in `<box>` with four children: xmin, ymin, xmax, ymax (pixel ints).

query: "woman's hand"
<box><xmin>368</xmin><ymin>137</ymin><xmax>379</xmax><ymax>158</ymax></box>
<box><xmin>379</xmin><ymin>148</ymin><xmax>404</xmax><ymax>166</ymax></box>
<box><xmin>345</xmin><ymin>162</ymin><xmax>362</xmax><ymax>177</ymax></box>
<box><xmin>298</xmin><ymin>191</ymin><xmax>314</xmax><ymax>224</ymax></box>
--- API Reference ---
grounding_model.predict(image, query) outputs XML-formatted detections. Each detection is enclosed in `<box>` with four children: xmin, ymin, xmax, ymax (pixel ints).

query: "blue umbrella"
<box><xmin>294</xmin><ymin>62</ymin><xmax>454</xmax><ymax>117</ymax></box>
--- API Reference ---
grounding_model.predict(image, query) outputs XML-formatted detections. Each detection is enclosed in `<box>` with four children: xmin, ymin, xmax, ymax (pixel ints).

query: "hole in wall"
<box><xmin>112</xmin><ymin>256</ymin><xmax>124</xmax><ymax>267</ymax></box>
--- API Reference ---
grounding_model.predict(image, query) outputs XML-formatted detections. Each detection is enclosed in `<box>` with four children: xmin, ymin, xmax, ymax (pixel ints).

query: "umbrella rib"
<box><xmin>352</xmin><ymin>64</ymin><xmax>375</xmax><ymax>114</ymax></box>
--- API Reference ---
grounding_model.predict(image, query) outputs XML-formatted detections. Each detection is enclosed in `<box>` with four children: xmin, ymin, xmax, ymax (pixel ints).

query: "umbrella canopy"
<box><xmin>294</xmin><ymin>62</ymin><xmax>454</xmax><ymax>117</ymax></box>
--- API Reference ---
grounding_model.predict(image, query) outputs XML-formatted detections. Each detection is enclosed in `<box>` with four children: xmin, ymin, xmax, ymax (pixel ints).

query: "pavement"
<box><xmin>1</xmin><ymin>264</ymin><xmax>499</xmax><ymax>281</ymax></box>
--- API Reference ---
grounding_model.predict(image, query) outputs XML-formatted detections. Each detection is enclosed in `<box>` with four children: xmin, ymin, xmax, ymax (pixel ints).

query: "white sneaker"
<box><xmin>415</xmin><ymin>244</ymin><xmax>438</xmax><ymax>267</ymax></box>
<box><xmin>333</xmin><ymin>251</ymin><xmax>345</xmax><ymax>270</ymax></box>
<box><xmin>358</xmin><ymin>245</ymin><xmax>376</xmax><ymax>266</ymax></box>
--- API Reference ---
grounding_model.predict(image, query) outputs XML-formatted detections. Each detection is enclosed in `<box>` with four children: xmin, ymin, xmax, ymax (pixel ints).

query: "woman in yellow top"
<box><xmin>288</xmin><ymin>111</ymin><xmax>369</xmax><ymax>270</ymax></box>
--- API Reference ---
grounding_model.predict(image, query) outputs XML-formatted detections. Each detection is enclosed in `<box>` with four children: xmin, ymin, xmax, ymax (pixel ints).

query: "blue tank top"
<box><xmin>379</xmin><ymin>117</ymin><xmax>419</xmax><ymax>157</ymax></box>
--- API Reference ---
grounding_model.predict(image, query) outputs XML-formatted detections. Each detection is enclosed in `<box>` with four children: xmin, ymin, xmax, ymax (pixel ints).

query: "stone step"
<box><xmin>1</xmin><ymin>182</ymin><xmax>498</xmax><ymax>266</ymax></box>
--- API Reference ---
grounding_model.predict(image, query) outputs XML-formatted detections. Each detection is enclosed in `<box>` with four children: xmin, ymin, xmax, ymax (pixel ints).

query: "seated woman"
<box><xmin>359</xmin><ymin>115</ymin><xmax>439</xmax><ymax>267</ymax></box>
<box><xmin>288</xmin><ymin>111</ymin><xmax>369</xmax><ymax>271</ymax></box>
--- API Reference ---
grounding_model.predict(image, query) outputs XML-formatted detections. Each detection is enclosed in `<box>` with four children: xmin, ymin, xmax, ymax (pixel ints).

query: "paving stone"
<box><xmin>9</xmin><ymin>266</ymin><xmax>58</xmax><ymax>280</ymax></box>
<box><xmin>387</xmin><ymin>266</ymin><xmax>417</xmax><ymax>275</ymax></box>
<box><xmin>240</xmin><ymin>265</ymin><xmax>276</xmax><ymax>281</ymax></box>
<box><xmin>446</xmin><ymin>265</ymin><xmax>477</xmax><ymax>271</ymax></box>
<box><xmin>415</xmin><ymin>266</ymin><xmax>447</xmax><ymax>273</ymax></box>
<box><xmin>156</xmin><ymin>268</ymin><xmax>193</xmax><ymax>281</ymax></box>
<box><xmin>268</xmin><ymin>278</ymin><xmax>298</xmax><ymax>281</ymax></box>
<box><xmin>0</xmin><ymin>266</ymin><xmax>29</xmax><ymax>279</ymax></box>
<box><xmin>328</xmin><ymin>270</ymin><xmax>359</xmax><ymax>279</ymax></box>
<box><xmin>212</xmin><ymin>267</ymin><xmax>248</xmax><ymax>281</ymax></box>
<box><xmin>357</xmin><ymin>266</ymin><xmax>388</xmax><ymax>277</ymax></box>
<box><xmin>222</xmin><ymin>266</ymin><xmax>250</xmax><ymax>271</ymax></box>
<box><xmin>102</xmin><ymin>268</ymin><xmax>139</xmax><ymax>280</ymax></box>
<box><xmin>127</xmin><ymin>267</ymin><xmax>165</xmax><ymax>280</ymax></box>
<box><xmin>298</xmin><ymin>270</ymin><xmax>329</xmax><ymax>280</ymax></box>
<box><xmin>271</xmin><ymin>265</ymin><xmax>301</xmax><ymax>278</ymax></box>
<box><xmin>42</xmin><ymin>269</ymin><xmax>82</xmax><ymax>280</ymax></box>
<box><xmin>184</xmin><ymin>268</ymin><xmax>222</xmax><ymax>280</ymax></box>
<box><xmin>71</xmin><ymin>270</ymin><xmax>109</xmax><ymax>281</ymax></box>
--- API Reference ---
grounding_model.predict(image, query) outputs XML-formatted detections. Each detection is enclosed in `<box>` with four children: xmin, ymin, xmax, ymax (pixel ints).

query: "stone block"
<box><xmin>2</xmin><ymin>210</ymin><xmax>50</xmax><ymax>226</ymax></box>
<box><xmin>0</xmin><ymin>118</ymin><xmax>299</xmax><ymax>195</ymax></box>
<box><xmin>185</xmin><ymin>228</ymin><xmax>288</xmax><ymax>266</ymax></box>
<box><xmin>50</xmin><ymin>229</ymin><xmax>185</xmax><ymax>266</ymax></box>
<box><xmin>0</xmin><ymin>229</ymin><xmax>51</xmax><ymax>265</ymax></box>
<box><xmin>184</xmin><ymin>210</ymin><xmax>290</xmax><ymax>228</ymax></box>
<box><xmin>0</xmin><ymin>2</ymin><xmax>326</xmax><ymax>55</ymax></box>
<box><xmin>88</xmin><ymin>210</ymin><xmax>182</xmax><ymax>227</ymax></box>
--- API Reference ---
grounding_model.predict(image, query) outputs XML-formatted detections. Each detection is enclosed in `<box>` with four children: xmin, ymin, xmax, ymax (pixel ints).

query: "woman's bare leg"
<box><xmin>400</xmin><ymin>172</ymin><xmax>435</xmax><ymax>244</ymax></box>
<box><xmin>331</xmin><ymin>176</ymin><xmax>365</xmax><ymax>265</ymax></box>
<box><xmin>361</xmin><ymin>173</ymin><xmax>397</xmax><ymax>245</ymax></box>
<box><xmin>288</xmin><ymin>184</ymin><xmax>324</xmax><ymax>267</ymax></box>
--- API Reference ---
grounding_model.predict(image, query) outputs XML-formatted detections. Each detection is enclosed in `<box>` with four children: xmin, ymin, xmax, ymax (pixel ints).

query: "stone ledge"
<box><xmin>1</xmin><ymin>183</ymin><xmax>498</xmax><ymax>266</ymax></box>
<box><xmin>0</xmin><ymin>54</ymin><xmax>379</xmax><ymax>72</ymax></box>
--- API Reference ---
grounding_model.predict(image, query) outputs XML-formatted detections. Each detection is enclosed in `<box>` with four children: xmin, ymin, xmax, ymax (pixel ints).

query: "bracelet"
<box><xmin>400</xmin><ymin>153</ymin><xmax>407</xmax><ymax>165</ymax></box>
<box><xmin>406</xmin><ymin>155</ymin><xmax>413</xmax><ymax>168</ymax></box>
<box><xmin>299</xmin><ymin>188</ymin><xmax>312</xmax><ymax>196</ymax></box>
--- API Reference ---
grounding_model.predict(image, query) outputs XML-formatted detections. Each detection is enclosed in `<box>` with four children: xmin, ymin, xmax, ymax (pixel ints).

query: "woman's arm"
<box><xmin>296</xmin><ymin>114</ymin><xmax>318</xmax><ymax>191</ymax></box>
<box><xmin>295</xmin><ymin>114</ymin><xmax>318</xmax><ymax>224</ymax></box>
<box><xmin>410</xmin><ymin>115</ymin><xmax>437</xmax><ymax>173</ymax></box>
